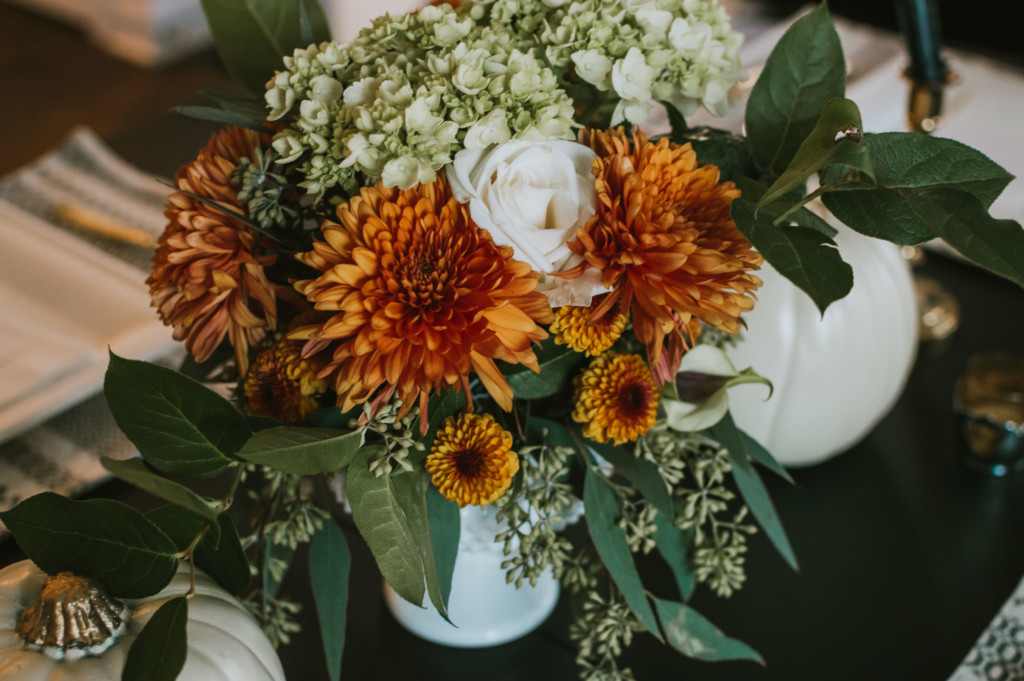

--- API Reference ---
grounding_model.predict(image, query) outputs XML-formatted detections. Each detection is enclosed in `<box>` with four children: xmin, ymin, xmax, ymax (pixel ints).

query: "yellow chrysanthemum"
<box><xmin>572</xmin><ymin>353</ymin><xmax>659</xmax><ymax>445</ymax></box>
<box><xmin>550</xmin><ymin>304</ymin><xmax>629</xmax><ymax>356</ymax></box>
<box><xmin>426</xmin><ymin>412</ymin><xmax>519</xmax><ymax>507</ymax></box>
<box><xmin>565</xmin><ymin>127</ymin><xmax>762</xmax><ymax>385</ymax></box>
<box><xmin>244</xmin><ymin>340</ymin><xmax>328</xmax><ymax>424</ymax></box>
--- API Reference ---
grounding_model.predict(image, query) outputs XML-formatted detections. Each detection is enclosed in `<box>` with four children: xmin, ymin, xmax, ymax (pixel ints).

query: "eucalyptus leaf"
<box><xmin>821</xmin><ymin>132</ymin><xmax>1015</xmax><ymax>245</ymax></box>
<box><xmin>506</xmin><ymin>337</ymin><xmax>586</xmax><ymax>400</ymax></box>
<box><xmin>427</xmin><ymin>485</ymin><xmax>460</xmax><ymax>610</ymax></box>
<box><xmin>171</xmin><ymin>105</ymin><xmax>273</xmax><ymax>133</ymax></box>
<box><xmin>583</xmin><ymin>467</ymin><xmax>662</xmax><ymax>640</ymax></box>
<box><xmin>236</xmin><ymin>426</ymin><xmax>362</xmax><ymax>474</ymax></box>
<box><xmin>102</xmin><ymin>457</ymin><xmax>221</xmax><ymax>527</ymax></box>
<box><xmin>710</xmin><ymin>413</ymin><xmax>798</xmax><ymax>570</ymax></box>
<box><xmin>199</xmin><ymin>89</ymin><xmax>272</xmax><ymax>120</ymax></box>
<box><xmin>527</xmin><ymin>416</ymin><xmax>576</xmax><ymax>451</ymax></box>
<box><xmin>738</xmin><ymin>427</ymin><xmax>793</xmax><ymax>484</ymax></box>
<box><xmin>652</xmin><ymin>512</ymin><xmax>697</xmax><ymax>601</ymax></box>
<box><xmin>346</xmin><ymin>445</ymin><xmax>426</xmax><ymax>606</ymax></box>
<box><xmin>146</xmin><ymin>506</ymin><xmax>251</xmax><ymax>596</ymax></box>
<box><xmin>104</xmin><ymin>352</ymin><xmax>248</xmax><ymax>478</ymax></box>
<box><xmin>391</xmin><ymin>470</ymin><xmax>452</xmax><ymax>621</ymax></box>
<box><xmin>744</xmin><ymin>2</ymin><xmax>846</xmax><ymax>176</ymax></box>
<box><xmin>200</xmin><ymin>0</ymin><xmax>332</xmax><ymax>94</ymax></box>
<box><xmin>0</xmin><ymin>493</ymin><xmax>178</xmax><ymax>598</ymax></box>
<box><xmin>654</xmin><ymin>597</ymin><xmax>764</xmax><ymax>663</ymax></box>
<box><xmin>419</xmin><ymin>390</ymin><xmax>468</xmax><ymax>453</ymax></box>
<box><xmin>757</xmin><ymin>97</ymin><xmax>874</xmax><ymax>209</ymax></box>
<box><xmin>732</xmin><ymin>199</ymin><xmax>853</xmax><ymax>314</ymax></box>
<box><xmin>309</xmin><ymin>519</ymin><xmax>350</xmax><ymax>681</ymax></box>
<box><xmin>123</xmin><ymin>597</ymin><xmax>189</xmax><ymax>681</ymax></box>
<box><xmin>586</xmin><ymin>439</ymin><xmax>674</xmax><ymax>521</ymax></box>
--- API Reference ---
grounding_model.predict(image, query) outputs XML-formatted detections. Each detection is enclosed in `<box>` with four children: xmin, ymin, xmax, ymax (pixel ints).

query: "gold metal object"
<box><xmin>52</xmin><ymin>203</ymin><xmax>156</xmax><ymax>248</ymax></box>
<box><xmin>915</xmin><ymin>276</ymin><xmax>960</xmax><ymax>341</ymax></box>
<box><xmin>17</xmin><ymin>572</ymin><xmax>130</xmax><ymax>659</ymax></box>
<box><xmin>954</xmin><ymin>353</ymin><xmax>1024</xmax><ymax>476</ymax></box>
<box><xmin>904</xmin><ymin>68</ymin><xmax>958</xmax><ymax>134</ymax></box>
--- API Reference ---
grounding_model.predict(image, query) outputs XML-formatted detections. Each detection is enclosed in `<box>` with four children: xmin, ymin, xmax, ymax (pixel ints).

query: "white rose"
<box><xmin>448</xmin><ymin>139</ymin><xmax>607</xmax><ymax>307</ymax></box>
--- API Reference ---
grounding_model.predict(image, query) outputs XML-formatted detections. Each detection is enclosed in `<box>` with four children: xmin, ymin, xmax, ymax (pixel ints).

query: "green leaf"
<box><xmin>735</xmin><ymin>176</ymin><xmax>837</xmax><ymax>238</ymax></box>
<box><xmin>669</xmin><ymin>126</ymin><xmax>758</xmax><ymax>182</ymax></box>
<box><xmin>104</xmin><ymin>353</ymin><xmax>248</xmax><ymax>478</ymax></box>
<box><xmin>738</xmin><ymin>427</ymin><xmax>793</xmax><ymax>484</ymax></box>
<box><xmin>900</xmin><ymin>188</ymin><xmax>1024</xmax><ymax>288</ymax></box>
<box><xmin>171</xmin><ymin>105</ymin><xmax>272</xmax><ymax>133</ymax></box>
<box><xmin>710</xmin><ymin>413</ymin><xmax>798</xmax><ymax>570</ymax></box>
<box><xmin>757</xmin><ymin>97</ymin><xmax>874</xmax><ymax>209</ymax></box>
<box><xmin>236</xmin><ymin>427</ymin><xmax>362</xmax><ymax>474</ymax></box>
<box><xmin>583</xmin><ymin>466</ymin><xmax>662</xmax><ymax>640</ymax></box>
<box><xmin>146</xmin><ymin>506</ymin><xmax>251</xmax><ymax>596</ymax></box>
<box><xmin>346</xmin><ymin>445</ymin><xmax>426</xmax><ymax>606</ymax></box>
<box><xmin>391</xmin><ymin>470</ymin><xmax>452</xmax><ymax>621</ymax></box>
<box><xmin>732</xmin><ymin>199</ymin><xmax>853</xmax><ymax>314</ymax></box>
<box><xmin>427</xmin><ymin>485</ymin><xmax>459</xmax><ymax>608</ymax></box>
<box><xmin>506</xmin><ymin>337</ymin><xmax>586</xmax><ymax>400</ymax></box>
<box><xmin>123</xmin><ymin>597</ymin><xmax>189</xmax><ymax>681</ymax></box>
<box><xmin>419</xmin><ymin>390</ymin><xmax>468</xmax><ymax>455</ymax></box>
<box><xmin>745</xmin><ymin>2</ymin><xmax>846</xmax><ymax>176</ymax></box>
<box><xmin>526</xmin><ymin>416</ymin><xmax>576</xmax><ymax>451</ymax></box>
<box><xmin>0</xmin><ymin>493</ymin><xmax>178</xmax><ymax>598</ymax></box>
<box><xmin>309</xmin><ymin>519</ymin><xmax>350</xmax><ymax>681</ymax></box>
<box><xmin>102</xmin><ymin>457</ymin><xmax>220</xmax><ymax>527</ymax></box>
<box><xmin>821</xmin><ymin>132</ymin><xmax>1015</xmax><ymax>245</ymax></box>
<box><xmin>652</xmin><ymin>512</ymin><xmax>697</xmax><ymax>601</ymax></box>
<box><xmin>199</xmin><ymin>89</ymin><xmax>271</xmax><ymax>120</ymax></box>
<box><xmin>586</xmin><ymin>439</ymin><xmax>674</xmax><ymax>521</ymax></box>
<box><xmin>200</xmin><ymin>0</ymin><xmax>332</xmax><ymax>94</ymax></box>
<box><xmin>654</xmin><ymin>597</ymin><xmax>764</xmax><ymax>663</ymax></box>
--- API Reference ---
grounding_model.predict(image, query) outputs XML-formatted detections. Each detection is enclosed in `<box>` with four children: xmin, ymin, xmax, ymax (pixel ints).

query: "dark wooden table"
<box><xmin>3</xmin><ymin>107</ymin><xmax>1024</xmax><ymax>680</ymax></box>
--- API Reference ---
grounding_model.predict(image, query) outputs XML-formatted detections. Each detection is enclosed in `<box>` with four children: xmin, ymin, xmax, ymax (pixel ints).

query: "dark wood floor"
<box><xmin>0</xmin><ymin>2</ymin><xmax>232</xmax><ymax>177</ymax></box>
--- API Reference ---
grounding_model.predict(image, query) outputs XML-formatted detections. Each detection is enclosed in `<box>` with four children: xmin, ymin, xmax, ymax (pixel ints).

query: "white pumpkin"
<box><xmin>0</xmin><ymin>561</ymin><xmax>285</xmax><ymax>681</ymax></box>
<box><xmin>726</xmin><ymin>222</ymin><xmax>919</xmax><ymax>467</ymax></box>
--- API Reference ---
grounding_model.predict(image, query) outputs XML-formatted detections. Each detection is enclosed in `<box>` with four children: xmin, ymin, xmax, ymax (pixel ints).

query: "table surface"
<box><xmin>4</xmin><ymin>46</ymin><xmax>1024</xmax><ymax>681</ymax></box>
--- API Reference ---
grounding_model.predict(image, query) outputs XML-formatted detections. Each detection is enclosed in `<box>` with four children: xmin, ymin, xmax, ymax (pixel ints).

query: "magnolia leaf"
<box><xmin>710</xmin><ymin>413</ymin><xmax>798</xmax><ymax>570</ymax></box>
<box><xmin>200</xmin><ymin>0</ymin><xmax>332</xmax><ymax>94</ymax></box>
<box><xmin>735</xmin><ymin>176</ymin><xmax>837</xmax><ymax>238</ymax></box>
<box><xmin>583</xmin><ymin>466</ymin><xmax>662</xmax><ymax>640</ymax></box>
<box><xmin>506</xmin><ymin>337</ymin><xmax>586</xmax><ymax>400</ymax></box>
<box><xmin>654</xmin><ymin>597</ymin><xmax>764</xmax><ymax>663</ymax></box>
<box><xmin>427</xmin><ymin>485</ymin><xmax>460</xmax><ymax>610</ymax></box>
<box><xmin>900</xmin><ymin>188</ymin><xmax>1024</xmax><ymax>288</ymax></box>
<box><xmin>146</xmin><ymin>506</ymin><xmax>251</xmax><ymax>596</ymax></box>
<box><xmin>745</xmin><ymin>2</ymin><xmax>846</xmax><ymax>175</ymax></box>
<box><xmin>586</xmin><ymin>439</ymin><xmax>674</xmax><ymax>521</ymax></box>
<box><xmin>652</xmin><ymin>512</ymin><xmax>697</xmax><ymax>601</ymax></box>
<box><xmin>668</xmin><ymin>125</ymin><xmax>757</xmax><ymax>181</ymax></box>
<box><xmin>0</xmin><ymin>494</ymin><xmax>178</xmax><ymax>598</ymax></box>
<box><xmin>236</xmin><ymin>426</ymin><xmax>362</xmax><ymax>474</ymax></box>
<box><xmin>346</xmin><ymin>445</ymin><xmax>426</xmax><ymax>606</ymax></box>
<box><xmin>123</xmin><ymin>597</ymin><xmax>189</xmax><ymax>681</ymax></box>
<box><xmin>732</xmin><ymin>198</ymin><xmax>853</xmax><ymax>314</ymax></box>
<box><xmin>102</xmin><ymin>457</ymin><xmax>221</xmax><ymax>527</ymax></box>
<box><xmin>757</xmin><ymin>97</ymin><xmax>874</xmax><ymax>209</ymax></box>
<box><xmin>391</xmin><ymin>470</ymin><xmax>452</xmax><ymax>621</ymax></box>
<box><xmin>104</xmin><ymin>352</ymin><xmax>247</xmax><ymax>478</ymax></box>
<box><xmin>171</xmin><ymin>105</ymin><xmax>272</xmax><ymax>133</ymax></box>
<box><xmin>822</xmin><ymin>132</ymin><xmax>1015</xmax><ymax>245</ymax></box>
<box><xmin>309</xmin><ymin>519</ymin><xmax>350</xmax><ymax>681</ymax></box>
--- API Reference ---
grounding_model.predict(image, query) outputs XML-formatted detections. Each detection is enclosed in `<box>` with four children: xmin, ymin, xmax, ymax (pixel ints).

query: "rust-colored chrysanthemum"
<box><xmin>550</xmin><ymin>303</ymin><xmax>628</xmax><ymax>356</ymax></box>
<box><xmin>149</xmin><ymin>126</ymin><xmax>279</xmax><ymax>376</ymax></box>
<box><xmin>244</xmin><ymin>340</ymin><xmax>328</xmax><ymax>424</ymax></box>
<box><xmin>572</xmin><ymin>353</ymin><xmax>659</xmax><ymax>445</ymax></box>
<box><xmin>426</xmin><ymin>412</ymin><xmax>519</xmax><ymax>507</ymax></box>
<box><xmin>289</xmin><ymin>175</ymin><xmax>553</xmax><ymax>419</ymax></box>
<box><xmin>564</xmin><ymin>128</ymin><xmax>762</xmax><ymax>384</ymax></box>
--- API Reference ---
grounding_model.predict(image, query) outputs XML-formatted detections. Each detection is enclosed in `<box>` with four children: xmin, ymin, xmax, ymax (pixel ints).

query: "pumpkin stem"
<box><xmin>16</xmin><ymin>573</ymin><xmax>130</xmax><ymax>661</ymax></box>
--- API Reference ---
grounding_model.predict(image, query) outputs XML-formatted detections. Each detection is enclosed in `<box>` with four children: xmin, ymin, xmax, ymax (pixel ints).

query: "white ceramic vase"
<box><xmin>726</xmin><ymin>223</ymin><xmax>919</xmax><ymax>467</ymax></box>
<box><xmin>383</xmin><ymin>504</ymin><xmax>560</xmax><ymax>647</ymax></box>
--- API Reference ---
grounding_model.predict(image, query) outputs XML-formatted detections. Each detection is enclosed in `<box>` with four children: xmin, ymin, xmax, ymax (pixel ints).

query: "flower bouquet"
<box><xmin>3</xmin><ymin>0</ymin><xmax>1024</xmax><ymax>679</ymax></box>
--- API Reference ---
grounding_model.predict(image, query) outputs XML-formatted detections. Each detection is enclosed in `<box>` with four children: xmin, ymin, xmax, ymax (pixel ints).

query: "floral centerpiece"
<box><xmin>2</xmin><ymin>0</ymin><xmax>1023</xmax><ymax>679</ymax></box>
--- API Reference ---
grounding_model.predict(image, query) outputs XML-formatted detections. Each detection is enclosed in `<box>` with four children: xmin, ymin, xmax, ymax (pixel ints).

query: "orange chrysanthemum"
<box><xmin>565</xmin><ymin>128</ymin><xmax>762</xmax><ymax>384</ymax></box>
<box><xmin>572</xmin><ymin>353</ymin><xmax>659</xmax><ymax>445</ymax></box>
<box><xmin>426</xmin><ymin>412</ymin><xmax>519</xmax><ymax>507</ymax></box>
<box><xmin>149</xmin><ymin>126</ymin><xmax>279</xmax><ymax>376</ymax></box>
<box><xmin>290</xmin><ymin>175</ymin><xmax>553</xmax><ymax>419</ymax></box>
<box><xmin>550</xmin><ymin>304</ymin><xmax>628</xmax><ymax>357</ymax></box>
<box><xmin>244</xmin><ymin>340</ymin><xmax>328</xmax><ymax>424</ymax></box>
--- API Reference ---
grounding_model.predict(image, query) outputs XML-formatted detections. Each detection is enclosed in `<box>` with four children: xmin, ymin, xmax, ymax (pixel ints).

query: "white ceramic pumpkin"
<box><xmin>726</xmin><ymin>222</ymin><xmax>919</xmax><ymax>467</ymax></box>
<box><xmin>0</xmin><ymin>561</ymin><xmax>285</xmax><ymax>681</ymax></box>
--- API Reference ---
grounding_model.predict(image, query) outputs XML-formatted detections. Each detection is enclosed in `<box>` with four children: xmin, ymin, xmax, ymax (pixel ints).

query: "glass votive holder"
<box><xmin>953</xmin><ymin>353</ymin><xmax>1024</xmax><ymax>476</ymax></box>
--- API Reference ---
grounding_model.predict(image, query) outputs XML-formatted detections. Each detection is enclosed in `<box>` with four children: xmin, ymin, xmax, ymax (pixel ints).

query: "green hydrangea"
<box><xmin>265</xmin><ymin>3</ymin><xmax>575</xmax><ymax>200</ymax></box>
